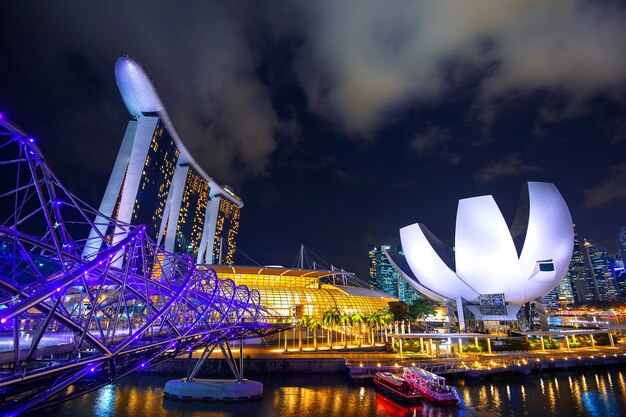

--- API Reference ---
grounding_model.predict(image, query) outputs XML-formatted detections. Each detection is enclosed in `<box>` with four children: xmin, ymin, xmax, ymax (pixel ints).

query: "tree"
<box><xmin>338</xmin><ymin>313</ymin><xmax>352</xmax><ymax>348</ymax></box>
<box><xmin>322</xmin><ymin>307</ymin><xmax>341</xmax><ymax>349</ymax></box>
<box><xmin>297</xmin><ymin>316</ymin><xmax>310</xmax><ymax>351</ymax></box>
<box><xmin>366</xmin><ymin>313</ymin><xmax>382</xmax><ymax>346</ymax></box>
<box><xmin>351</xmin><ymin>313</ymin><xmax>365</xmax><ymax>347</ymax></box>
<box><xmin>408</xmin><ymin>298</ymin><xmax>435</xmax><ymax>329</ymax></box>
<box><xmin>379</xmin><ymin>309</ymin><xmax>394</xmax><ymax>342</ymax></box>
<box><xmin>309</xmin><ymin>318</ymin><xmax>322</xmax><ymax>350</ymax></box>
<box><xmin>388</xmin><ymin>301</ymin><xmax>411</xmax><ymax>321</ymax></box>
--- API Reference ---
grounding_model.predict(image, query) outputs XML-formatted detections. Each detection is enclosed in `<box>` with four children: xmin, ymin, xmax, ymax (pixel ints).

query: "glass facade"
<box><xmin>211</xmin><ymin>267</ymin><xmax>395</xmax><ymax>319</ymax></box>
<box><xmin>368</xmin><ymin>244</ymin><xmax>420</xmax><ymax>304</ymax></box>
<box><xmin>173</xmin><ymin>168</ymin><xmax>209</xmax><ymax>257</ymax></box>
<box><xmin>567</xmin><ymin>226</ymin><xmax>598</xmax><ymax>304</ymax></box>
<box><xmin>619</xmin><ymin>226</ymin><xmax>626</xmax><ymax>262</ymax></box>
<box><xmin>585</xmin><ymin>243</ymin><xmax>619</xmax><ymax>301</ymax></box>
<box><xmin>132</xmin><ymin>121</ymin><xmax>179</xmax><ymax>241</ymax></box>
<box><xmin>212</xmin><ymin>197</ymin><xmax>240</xmax><ymax>265</ymax></box>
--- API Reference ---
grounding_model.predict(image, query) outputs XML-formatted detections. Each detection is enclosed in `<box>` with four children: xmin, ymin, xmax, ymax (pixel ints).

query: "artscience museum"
<box><xmin>389</xmin><ymin>182</ymin><xmax>574</xmax><ymax>331</ymax></box>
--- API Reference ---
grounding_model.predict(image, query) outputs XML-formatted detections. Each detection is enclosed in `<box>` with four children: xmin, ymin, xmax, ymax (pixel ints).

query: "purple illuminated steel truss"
<box><xmin>0</xmin><ymin>117</ymin><xmax>280</xmax><ymax>415</ymax></box>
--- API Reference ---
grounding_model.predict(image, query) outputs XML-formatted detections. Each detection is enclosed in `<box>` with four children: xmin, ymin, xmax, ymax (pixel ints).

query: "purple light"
<box><xmin>0</xmin><ymin>318</ymin><xmax>6</xmax><ymax>324</ymax></box>
<box><xmin>28</xmin><ymin>137</ymin><xmax>35</xmax><ymax>143</ymax></box>
<box><xmin>90</xmin><ymin>367</ymin><xmax>95</xmax><ymax>372</ymax></box>
<box><xmin>140</xmin><ymin>363</ymin><xmax>146</xmax><ymax>368</ymax></box>
<box><xmin>56</xmin><ymin>287</ymin><xmax>61</xmax><ymax>292</ymax></box>
<box><xmin>0</xmin><ymin>113</ymin><xmax>4</xmax><ymax>120</ymax></box>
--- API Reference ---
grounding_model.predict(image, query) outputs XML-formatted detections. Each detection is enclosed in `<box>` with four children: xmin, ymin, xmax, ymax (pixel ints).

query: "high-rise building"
<box><xmin>542</xmin><ymin>275</ymin><xmax>575</xmax><ymax>308</ymax></box>
<box><xmin>204</xmin><ymin>188</ymin><xmax>241</xmax><ymax>265</ymax></box>
<box><xmin>567</xmin><ymin>226</ymin><xmax>597</xmax><ymax>304</ymax></box>
<box><xmin>369</xmin><ymin>245</ymin><xmax>420</xmax><ymax>304</ymax></box>
<box><xmin>85</xmin><ymin>57</ymin><xmax>243</xmax><ymax>264</ymax></box>
<box><xmin>619</xmin><ymin>226</ymin><xmax>626</xmax><ymax>261</ymax></box>
<box><xmin>585</xmin><ymin>242</ymin><xmax>619</xmax><ymax>301</ymax></box>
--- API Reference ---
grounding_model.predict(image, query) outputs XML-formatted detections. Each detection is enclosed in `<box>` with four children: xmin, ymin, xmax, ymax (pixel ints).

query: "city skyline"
<box><xmin>1</xmin><ymin>2</ymin><xmax>625</xmax><ymax>279</ymax></box>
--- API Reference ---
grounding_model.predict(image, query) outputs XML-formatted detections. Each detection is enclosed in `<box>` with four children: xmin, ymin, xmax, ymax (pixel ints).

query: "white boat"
<box><xmin>402</xmin><ymin>367</ymin><xmax>459</xmax><ymax>405</ymax></box>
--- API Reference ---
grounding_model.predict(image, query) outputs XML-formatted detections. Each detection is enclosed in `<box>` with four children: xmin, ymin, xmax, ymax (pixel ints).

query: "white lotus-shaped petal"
<box><xmin>399</xmin><ymin>182</ymin><xmax>573</xmax><ymax>304</ymax></box>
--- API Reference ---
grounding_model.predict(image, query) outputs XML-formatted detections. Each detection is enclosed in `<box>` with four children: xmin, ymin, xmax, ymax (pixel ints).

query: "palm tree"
<box><xmin>338</xmin><ymin>313</ymin><xmax>352</xmax><ymax>348</ymax></box>
<box><xmin>309</xmin><ymin>318</ymin><xmax>322</xmax><ymax>351</ymax></box>
<box><xmin>322</xmin><ymin>308</ymin><xmax>341</xmax><ymax>349</ymax></box>
<box><xmin>351</xmin><ymin>313</ymin><xmax>365</xmax><ymax>347</ymax></box>
<box><xmin>380</xmin><ymin>310</ymin><xmax>394</xmax><ymax>342</ymax></box>
<box><xmin>366</xmin><ymin>313</ymin><xmax>382</xmax><ymax>346</ymax></box>
<box><xmin>298</xmin><ymin>316</ymin><xmax>310</xmax><ymax>351</ymax></box>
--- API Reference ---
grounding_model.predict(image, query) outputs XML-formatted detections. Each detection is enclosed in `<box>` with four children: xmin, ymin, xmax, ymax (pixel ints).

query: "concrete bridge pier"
<box><xmin>164</xmin><ymin>339</ymin><xmax>263</xmax><ymax>401</ymax></box>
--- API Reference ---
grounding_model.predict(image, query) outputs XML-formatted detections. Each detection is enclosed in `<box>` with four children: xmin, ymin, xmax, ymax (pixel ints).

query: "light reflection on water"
<box><xmin>39</xmin><ymin>368</ymin><xmax>626</xmax><ymax>417</ymax></box>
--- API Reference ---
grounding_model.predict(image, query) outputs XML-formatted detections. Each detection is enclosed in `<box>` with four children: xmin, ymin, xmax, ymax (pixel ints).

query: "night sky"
<box><xmin>1</xmin><ymin>1</ymin><xmax>625</xmax><ymax>279</ymax></box>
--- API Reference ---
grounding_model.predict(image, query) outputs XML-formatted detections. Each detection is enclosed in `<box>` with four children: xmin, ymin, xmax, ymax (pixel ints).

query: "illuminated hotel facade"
<box><xmin>85</xmin><ymin>57</ymin><xmax>242</xmax><ymax>264</ymax></box>
<box><xmin>85</xmin><ymin>56</ymin><xmax>396</xmax><ymax>318</ymax></box>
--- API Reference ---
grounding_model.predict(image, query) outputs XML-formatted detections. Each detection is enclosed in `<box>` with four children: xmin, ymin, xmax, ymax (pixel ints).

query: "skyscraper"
<box><xmin>542</xmin><ymin>275</ymin><xmax>575</xmax><ymax>308</ymax></box>
<box><xmin>567</xmin><ymin>225</ymin><xmax>597</xmax><ymax>304</ymax></box>
<box><xmin>585</xmin><ymin>242</ymin><xmax>619</xmax><ymax>301</ymax></box>
<box><xmin>619</xmin><ymin>226</ymin><xmax>626</xmax><ymax>261</ymax></box>
<box><xmin>85</xmin><ymin>57</ymin><xmax>243</xmax><ymax>264</ymax></box>
<box><xmin>369</xmin><ymin>245</ymin><xmax>420</xmax><ymax>304</ymax></box>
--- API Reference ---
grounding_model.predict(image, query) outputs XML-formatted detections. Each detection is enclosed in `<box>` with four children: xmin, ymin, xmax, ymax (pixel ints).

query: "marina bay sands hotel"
<box><xmin>85</xmin><ymin>57</ymin><xmax>242</xmax><ymax>265</ymax></box>
<box><xmin>85</xmin><ymin>56</ymin><xmax>395</xmax><ymax>319</ymax></box>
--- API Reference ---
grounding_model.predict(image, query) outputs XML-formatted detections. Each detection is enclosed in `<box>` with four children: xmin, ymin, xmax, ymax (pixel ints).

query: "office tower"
<box><xmin>85</xmin><ymin>57</ymin><xmax>243</xmax><ymax>264</ymax></box>
<box><xmin>543</xmin><ymin>275</ymin><xmax>575</xmax><ymax>309</ymax></box>
<box><xmin>368</xmin><ymin>245</ymin><xmax>377</xmax><ymax>289</ymax></box>
<box><xmin>585</xmin><ymin>242</ymin><xmax>619</xmax><ymax>301</ymax></box>
<box><xmin>567</xmin><ymin>227</ymin><xmax>598</xmax><ymax>304</ymax></box>
<box><xmin>619</xmin><ymin>226</ymin><xmax>626</xmax><ymax>261</ymax></box>
<box><xmin>369</xmin><ymin>245</ymin><xmax>420</xmax><ymax>304</ymax></box>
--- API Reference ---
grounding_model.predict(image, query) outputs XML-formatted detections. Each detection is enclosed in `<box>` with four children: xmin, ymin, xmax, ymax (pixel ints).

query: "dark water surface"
<box><xmin>39</xmin><ymin>367</ymin><xmax>626</xmax><ymax>417</ymax></box>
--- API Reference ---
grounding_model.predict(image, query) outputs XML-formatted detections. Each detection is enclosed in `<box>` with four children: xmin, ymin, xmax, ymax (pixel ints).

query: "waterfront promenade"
<box><xmin>145</xmin><ymin>337</ymin><xmax>626</xmax><ymax>378</ymax></box>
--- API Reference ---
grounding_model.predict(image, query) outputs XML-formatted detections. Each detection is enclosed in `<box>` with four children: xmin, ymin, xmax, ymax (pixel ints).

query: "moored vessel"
<box><xmin>373</xmin><ymin>371</ymin><xmax>422</xmax><ymax>405</ymax></box>
<box><xmin>402</xmin><ymin>367</ymin><xmax>459</xmax><ymax>405</ymax></box>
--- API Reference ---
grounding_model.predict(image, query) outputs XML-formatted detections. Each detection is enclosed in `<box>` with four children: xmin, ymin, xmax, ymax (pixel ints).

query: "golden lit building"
<box><xmin>205</xmin><ymin>265</ymin><xmax>397</xmax><ymax>319</ymax></box>
<box><xmin>85</xmin><ymin>57</ymin><xmax>243</xmax><ymax>263</ymax></box>
<box><xmin>206</xmin><ymin>188</ymin><xmax>241</xmax><ymax>265</ymax></box>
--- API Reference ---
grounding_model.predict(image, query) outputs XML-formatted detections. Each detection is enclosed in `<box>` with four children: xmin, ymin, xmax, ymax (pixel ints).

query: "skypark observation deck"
<box><xmin>85</xmin><ymin>56</ymin><xmax>242</xmax><ymax>266</ymax></box>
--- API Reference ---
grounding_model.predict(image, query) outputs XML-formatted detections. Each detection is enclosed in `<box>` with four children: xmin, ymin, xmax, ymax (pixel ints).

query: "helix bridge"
<box><xmin>0</xmin><ymin>116</ymin><xmax>281</xmax><ymax>415</ymax></box>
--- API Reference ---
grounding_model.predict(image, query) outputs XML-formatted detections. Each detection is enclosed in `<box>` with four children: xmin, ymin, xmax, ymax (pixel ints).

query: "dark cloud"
<box><xmin>1</xmin><ymin>2</ymin><xmax>283</xmax><ymax>185</ymax></box>
<box><xmin>1</xmin><ymin>0</ymin><xmax>625</xmax><ymax>279</ymax></box>
<box><xmin>291</xmin><ymin>0</ymin><xmax>626</xmax><ymax>137</ymax></box>
<box><xmin>410</xmin><ymin>128</ymin><xmax>450</xmax><ymax>153</ymax></box>
<box><xmin>584</xmin><ymin>162</ymin><xmax>626</xmax><ymax>208</ymax></box>
<box><xmin>474</xmin><ymin>154</ymin><xmax>542</xmax><ymax>184</ymax></box>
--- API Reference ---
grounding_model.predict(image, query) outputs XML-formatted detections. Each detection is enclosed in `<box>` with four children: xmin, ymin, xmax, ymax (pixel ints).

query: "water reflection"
<box><xmin>43</xmin><ymin>368</ymin><xmax>626</xmax><ymax>417</ymax></box>
<box><xmin>94</xmin><ymin>385</ymin><xmax>114</xmax><ymax>417</ymax></box>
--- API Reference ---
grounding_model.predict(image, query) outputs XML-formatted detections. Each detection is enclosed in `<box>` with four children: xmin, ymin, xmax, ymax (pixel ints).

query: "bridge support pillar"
<box><xmin>608</xmin><ymin>332</ymin><xmax>615</xmax><ymax>348</ymax></box>
<box><xmin>167</xmin><ymin>340</ymin><xmax>263</xmax><ymax>402</ymax></box>
<box><xmin>486</xmin><ymin>338</ymin><xmax>492</xmax><ymax>355</ymax></box>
